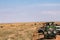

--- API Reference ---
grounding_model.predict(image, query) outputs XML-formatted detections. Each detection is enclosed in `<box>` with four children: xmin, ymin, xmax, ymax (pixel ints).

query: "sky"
<box><xmin>0</xmin><ymin>0</ymin><xmax>60</xmax><ymax>23</ymax></box>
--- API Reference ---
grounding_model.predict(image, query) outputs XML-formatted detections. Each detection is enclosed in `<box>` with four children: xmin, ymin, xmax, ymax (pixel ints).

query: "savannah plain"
<box><xmin>0</xmin><ymin>22</ymin><xmax>60</xmax><ymax>40</ymax></box>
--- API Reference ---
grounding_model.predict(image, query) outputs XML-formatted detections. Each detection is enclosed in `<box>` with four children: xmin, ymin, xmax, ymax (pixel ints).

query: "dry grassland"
<box><xmin>0</xmin><ymin>22</ymin><xmax>60</xmax><ymax>40</ymax></box>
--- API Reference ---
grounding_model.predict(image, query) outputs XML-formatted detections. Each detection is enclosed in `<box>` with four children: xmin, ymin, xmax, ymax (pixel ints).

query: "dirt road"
<box><xmin>56</xmin><ymin>35</ymin><xmax>60</xmax><ymax>40</ymax></box>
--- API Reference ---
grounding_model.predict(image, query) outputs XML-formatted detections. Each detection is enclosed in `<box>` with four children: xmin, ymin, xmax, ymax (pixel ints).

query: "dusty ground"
<box><xmin>56</xmin><ymin>35</ymin><xmax>60</xmax><ymax>40</ymax></box>
<box><xmin>0</xmin><ymin>22</ymin><xmax>60</xmax><ymax>40</ymax></box>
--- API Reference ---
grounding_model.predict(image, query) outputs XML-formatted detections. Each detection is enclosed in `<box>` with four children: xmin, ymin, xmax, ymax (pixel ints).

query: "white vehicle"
<box><xmin>56</xmin><ymin>26</ymin><xmax>60</xmax><ymax>35</ymax></box>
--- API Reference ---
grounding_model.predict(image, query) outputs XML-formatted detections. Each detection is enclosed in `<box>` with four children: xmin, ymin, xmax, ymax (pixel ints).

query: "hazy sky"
<box><xmin>0</xmin><ymin>0</ymin><xmax>60</xmax><ymax>23</ymax></box>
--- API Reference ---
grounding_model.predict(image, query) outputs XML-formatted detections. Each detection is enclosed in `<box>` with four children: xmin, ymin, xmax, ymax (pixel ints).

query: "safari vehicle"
<box><xmin>56</xmin><ymin>26</ymin><xmax>60</xmax><ymax>35</ymax></box>
<box><xmin>38</xmin><ymin>22</ymin><xmax>56</xmax><ymax>39</ymax></box>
